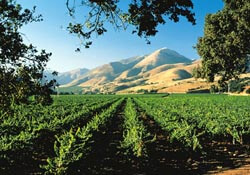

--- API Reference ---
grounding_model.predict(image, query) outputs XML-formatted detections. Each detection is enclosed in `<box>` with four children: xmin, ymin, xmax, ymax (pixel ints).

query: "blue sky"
<box><xmin>18</xmin><ymin>0</ymin><xmax>224</xmax><ymax>72</ymax></box>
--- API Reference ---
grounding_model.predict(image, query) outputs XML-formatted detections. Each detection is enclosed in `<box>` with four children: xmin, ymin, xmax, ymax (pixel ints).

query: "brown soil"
<box><xmin>207</xmin><ymin>159</ymin><xmax>250</xmax><ymax>175</ymax></box>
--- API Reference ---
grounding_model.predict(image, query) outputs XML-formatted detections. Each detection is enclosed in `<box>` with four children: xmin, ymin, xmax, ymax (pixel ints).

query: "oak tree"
<box><xmin>0</xmin><ymin>0</ymin><xmax>56</xmax><ymax>110</ymax></box>
<box><xmin>196</xmin><ymin>0</ymin><xmax>250</xmax><ymax>85</ymax></box>
<box><xmin>66</xmin><ymin>0</ymin><xmax>196</xmax><ymax>48</ymax></box>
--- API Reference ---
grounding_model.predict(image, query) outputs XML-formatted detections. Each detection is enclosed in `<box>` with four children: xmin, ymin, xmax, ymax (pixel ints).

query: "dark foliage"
<box><xmin>0</xmin><ymin>0</ymin><xmax>57</xmax><ymax>110</ymax></box>
<box><xmin>246</xmin><ymin>88</ymin><xmax>250</xmax><ymax>94</ymax></box>
<box><xmin>228</xmin><ymin>77</ymin><xmax>250</xmax><ymax>93</ymax></box>
<box><xmin>210</xmin><ymin>85</ymin><xmax>219</xmax><ymax>94</ymax></box>
<box><xmin>196</xmin><ymin>0</ymin><xmax>250</xmax><ymax>84</ymax></box>
<box><xmin>66</xmin><ymin>0</ymin><xmax>195</xmax><ymax>48</ymax></box>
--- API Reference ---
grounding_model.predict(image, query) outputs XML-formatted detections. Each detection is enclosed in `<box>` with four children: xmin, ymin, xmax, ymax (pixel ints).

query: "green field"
<box><xmin>1</xmin><ymin>94</ymin><xmax>250</xmax><ymax>174</ymax></box>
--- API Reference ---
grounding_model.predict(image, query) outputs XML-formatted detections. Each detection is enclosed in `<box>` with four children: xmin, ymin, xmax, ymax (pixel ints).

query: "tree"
<box><xmin>66</xmin><ymin>0</ymin><xmax>196</xmax><ymax>48</ymax></box>
<box><xmin>210</xmin><ymin>85</ymin><xmax>219</xmax><ymax>94</ymax></box>
<box><xmin>0</xmin><ymin>0</ymin><xmax>56</xmax><ymax>110</ymax></box>
<box><xmin>196</xmin><ymin>0</ymin><xmax>250</xmax><ymax>85</ymax></box>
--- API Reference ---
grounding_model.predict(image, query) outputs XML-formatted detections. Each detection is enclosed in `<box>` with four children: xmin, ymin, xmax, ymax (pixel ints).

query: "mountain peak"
<box><xmin>155</xmin><ymin>47</ymin><xmax>183</xmax><ymax>56</ymax></box>
<box><xmin>157</xmin><ymin>47</ymin><xmax>169</xmax><ymax>52</ymax></box>
<box><xmin>134</xmin><ymin>48</ymin><xmax>191</xmax><ymax>71</ymax></box>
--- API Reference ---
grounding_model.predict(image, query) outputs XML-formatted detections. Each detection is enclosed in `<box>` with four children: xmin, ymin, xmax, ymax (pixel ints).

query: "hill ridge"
<box><xmin>57</xmin><ymin>48</ymin><xmax>211</xmax><ymax>93</ymax></box>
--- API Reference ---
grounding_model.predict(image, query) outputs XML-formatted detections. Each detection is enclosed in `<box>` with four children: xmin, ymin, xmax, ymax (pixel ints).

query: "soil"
<box><xmin>207</xmin><ymin>159</ymin><xmax>250</xmax><ymax>175</ymax></box>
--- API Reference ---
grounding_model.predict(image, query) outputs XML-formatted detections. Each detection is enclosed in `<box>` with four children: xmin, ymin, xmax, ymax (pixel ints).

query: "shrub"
<box><xmin>210</xmin><ymin>85</ymin><xmax>219</xmax><ymax>93</ymax></box>
<box><xmin>246</xmin><ymin>88</ymin><xmax>250</xmax><ymax>94</ymax></box>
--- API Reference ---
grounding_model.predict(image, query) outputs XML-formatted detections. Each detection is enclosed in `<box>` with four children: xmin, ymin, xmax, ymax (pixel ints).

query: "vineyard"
<box><xmin>1</xmin><ymin>94</ymin><xmax>250</xmax><ymax>174</ymax></box>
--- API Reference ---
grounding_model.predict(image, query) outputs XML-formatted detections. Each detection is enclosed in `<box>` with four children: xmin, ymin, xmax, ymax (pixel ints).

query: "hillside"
<box><xmin>60</xmin><ymin>48</ymin><xmax>199</xmax><ymax>93</ymax></box>
<box><xmin>62</xmin><ymin>55</ymin><xmax>145</xmax><ymax>87</ymax></box>
<box><xmin>44</xmin><ymin>68</ymin><xmax>89</xmax><ymax>85</ymax></box>
<box><xmin>134</xmin><ymin>47</ymin><xmax>191</xmax><ymax>72</ymax></box>
<box><xmin>58</xmin><ymin>48</ymin><xmax>250</xmax><ymax>94</ymax></box>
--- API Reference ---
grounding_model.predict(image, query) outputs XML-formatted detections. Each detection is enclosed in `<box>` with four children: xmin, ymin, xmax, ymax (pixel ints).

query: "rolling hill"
<box><xmin>58</xmin><ymin>48</ymin><xmax>249</xmax><ymax>94</ymax></box>
<box><xmin>44</xmin><ymin>68</ymin><xmax>89</xmax><ymax>85</ymax></box>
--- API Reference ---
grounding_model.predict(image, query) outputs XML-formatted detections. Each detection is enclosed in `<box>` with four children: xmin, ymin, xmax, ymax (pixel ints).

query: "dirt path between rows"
<box><xmin>67</xmin><ymin>100</ymin><xmax>134</xmax><ymax>174</ymax></box>
<box><xmin>207</xmin><ymin>158</ymin><xmax>250</xmax><ymax>175</ymax></box>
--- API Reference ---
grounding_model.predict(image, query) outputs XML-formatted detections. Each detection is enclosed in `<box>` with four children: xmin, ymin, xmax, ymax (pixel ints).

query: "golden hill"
<box><xmin>60</xmin><ymin>48</ymin><xmax>249</xmax><ymax>94</ymax></box>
